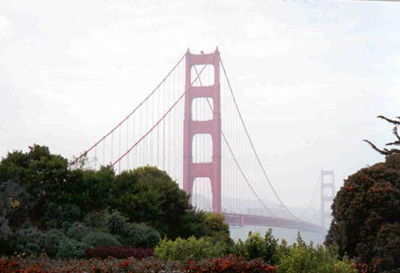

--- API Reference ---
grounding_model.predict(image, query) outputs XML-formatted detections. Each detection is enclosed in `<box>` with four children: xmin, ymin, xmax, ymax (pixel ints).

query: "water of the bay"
<box><xmin>230</xmin><ymin>225</ymin><xmax>326</xmax><ymax>245</ymax></box>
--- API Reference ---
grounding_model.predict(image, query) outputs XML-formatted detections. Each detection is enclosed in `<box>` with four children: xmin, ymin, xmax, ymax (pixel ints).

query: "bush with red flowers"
<box><xmin>183</xmin><ymin>254</ymin><xmax>276</xmax><ymax>273</ymax></box>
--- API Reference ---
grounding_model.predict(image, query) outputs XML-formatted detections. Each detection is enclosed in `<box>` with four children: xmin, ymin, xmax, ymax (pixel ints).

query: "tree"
<box><xmin>325</xmin><ymin>116</ymin><xmax>400</xmax><ymax>271</ymax></box>
<box><xmin>364</xmin><ymin>115</ymin><xmax>400</xmax><ymax>156</ymax></box>
<box><xmin>0</xmin><ymin>145</ymin><xmax>76</xmax><ymax>227</ymax></box>
<box><xmin>79</xmin><ymin>166</ymin><xmax>116</xmax><ymax>212</ymax></box>
<box><xmin>203</xmin><ymin>212</ymin><xmax>232</xmax><ymax>245</ymax></box>
<box><xmin>0</xmin><ymin>180</ymin><xmax>32</xmax><ymax>227</ymax></box>
<box><xmin>110</xmin><ymin>166</ymin><xmax>200</xmax><ymax>239</ymax></box>
<box><xmin>0</xmin><ymin>144</ymin><xmax>229</xmax><ymax>255</ymax></box>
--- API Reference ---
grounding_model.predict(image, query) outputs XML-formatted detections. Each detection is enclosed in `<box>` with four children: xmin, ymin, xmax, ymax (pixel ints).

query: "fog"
<box><xmin>1</xmin><ymin>0</ymin><xmax>399</xmax><ymax>211</ymax></box>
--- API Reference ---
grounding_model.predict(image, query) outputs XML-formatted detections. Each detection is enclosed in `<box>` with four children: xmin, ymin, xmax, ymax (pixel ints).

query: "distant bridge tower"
<box><xmin>320</xmin><ymin>170</ymin><xmax>335</xmax><ymax>228</ymax></box>
<box><xmin>183</xmin><ymin>49</ymin><xmax>222</xmax><ymax>212</ymax></box>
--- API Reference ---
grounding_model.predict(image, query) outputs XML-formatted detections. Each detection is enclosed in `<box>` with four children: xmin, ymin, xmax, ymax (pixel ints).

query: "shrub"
<box><xmin>123</xmin><ymin>222</ymin><xmax>161</xmax><ymax>248</ymax></box>
<box><xmin>0</xmin><ymin>256</ymin><xmax>183</xmax><ymax>272</ymax></box>
<box><xmin>83</xmin><ymin>209</ymin><xmax>127</xmax><ymax>234</ymax></box>
<box><xmin>12</xmin><ymin>226</ymin><xmax>47</xmax><ymax>255</ymax></box>
<box><xmin>203</xmin><ymin>212</ymin><xmax>232</xmax><ymax>245</ymax></box>
<box><xmin>42</xmin><ymin>203</ymin><xmax>82</xmax><ymax>229</ymax></box>
<box><xmin>278</xmin><ymin>234</ymin><xmax>356</xmax><ymax>273</ymax></box>
<box><xmin>155</xmin><ymin>236</ymin><xmax>226</xmax><ymax>261</ymax></box>
<box><xmin>82</xmin><ymin>231</ymin><xmax>121</xmax><ymax>247</ymax></box>
<box><xmin>232</xmin><ymin>229</ymin><xmax>279</xmax><ymax>264</ymax></box>
<box><xmin>83</xmin><ymin>211</ymin><xmax>105</xmax><ymax>229</ymax></box>
<box><xmin>57</xmin><ymin>238</ymin><xmax>87</xmax><ymax>259</ymax></box>
<box><xmin>43</xmin><ymin>229</ymin><xmax>67</xmax><ymax>257</ymax></box>
<box><xmin>65</xmin><ymin>222</ymin><xmax>91</xmax><ymax>241</ymax></box>
<box><xmin>0</xmin><ymin>216</ymin><xmax>13</xmax><ymax>255</ymax></box>
<box><xmin>105</xmin><ymin>209</ymin><xmax>127</xmax><ymax>235</ymax></box>
<box><xmin>85</xmin><ymin>246</ymin><xmax>154</xmax><ymax>259</ymax></box>
<box><xmin>184</xmin><ymin>254</ymin><xmax>276</xmax><ymax>273</ymax></box>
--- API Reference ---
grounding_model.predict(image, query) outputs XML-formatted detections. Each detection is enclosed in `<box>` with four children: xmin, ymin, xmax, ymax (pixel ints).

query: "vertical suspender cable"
<box><xmin>119</xmin><ymin>126</ymin><xmax>121</xmax><ymax>173</ymax></box>
<box><xmin>69</xmin><ymin>53</ymin><xmax>186</xmax><ymax>167</ymax></box>
<box><xmin>127</xmin><ymin>119</ymin><xmax>129</xmax><ymax>169</ymax></box>
<box><xmin>220</xmin><ymin>58</ymin><xmax>300</xmax><ymax>221</ymax></box>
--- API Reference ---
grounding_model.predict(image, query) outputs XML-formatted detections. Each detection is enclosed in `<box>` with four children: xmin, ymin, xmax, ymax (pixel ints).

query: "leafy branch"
<box><xmin>364</xmin><ymin>115</ymin><xmax>400</xmax><ymax>155</ymax></box>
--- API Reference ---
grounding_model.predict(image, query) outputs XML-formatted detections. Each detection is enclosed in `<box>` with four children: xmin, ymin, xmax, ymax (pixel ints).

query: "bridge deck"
<box><xmin>224</xmin><ymin>213</ymin><xmax>327</xmax><ymax>235</ymax></box>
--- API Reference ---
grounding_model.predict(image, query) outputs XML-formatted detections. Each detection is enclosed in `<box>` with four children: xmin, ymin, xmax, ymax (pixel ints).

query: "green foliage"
<box><xmin>0</xmin><ymin>143</ymin><xmax>358</xmax><ymax>271</ymax></box>
<box><xmin>0</xmin><ymin>145</ymin><xmax>85</xmax><ymax>229</ymax></box>
<box><xmin>80</xmin><ymin>167</ymin><xmax>115</xmax><ymax>211</ymax></box>
<box><xmin>82</xmin><ymin>231</ymin><xmax>121</xmax><ymax>247</ymax></box>
<box><xmin>373</xmin><ymin>223</ymin><xmax>400</xmax><ymax>271</ymax></box>
<box><xmin>111</xmin><ymin>167</ymin><xmax>192</xmax><ymax>239</ymax></box>
<box><xmin>279</xmin><ymin>234</ymin><xmax>356</xmax><ymax>273</ymax></box>
<box><xmin>0</xmin><ymin>144</ymin><xmax>223</xmax><ymax>251</ymax></box>
<box><xmin>65</xmin><ymin>222</ymin><xmax>92</xmax><ymax>242</ymax></box>
<box><xmin>43</xmin><ymin>229</ymin><xmax>67</xmax><ymax>258</ymax></box>
<box><xmin>83</xmin><ymin>211</ymin><xmax>105</xmax><ymax>229</ymax></box>
<box><xmin>123</xmin><ymin>223</ymin><xmax>161</xmax><ymax>248</ymax></box>
<box><xmin>42</xmin><ymin>203</ymin><xmax>82</xmax><ymax>229</ymax></box>
<box><xmin>203</xmin><ymin>212</ymin><xmax>232</xmax><ymax>245</ymax></box>
<box><xmin>0</xmin><ymin>180</ymin><xmax>32</xmax><ymax>227</ymax></box>
<box><xmin>0</xmin><ymin>216</ymin><xmax>13</xmax><ymax>255</ymax></box>
<box><xmin>13</xmin><ymin>226</ymin><xmax>48</xmax><ymax>255</ymax></box>
<box><xmin>57</xmin><ymin>238</ymin><xmax>87</xmax><ymax>259</ymax></box>
<box><xmin>105</xmin><ymin>209</ymin><xmax>127</xmax><ymax>235</ymax></box>
<box><xmin>325</xmin><ymin>153</ymin><xmax>400</xmax><ymax>270</ymax></box>
<box><xmin>335</xmin><ymin>115</ymin><xmax>400</xmax><ymax>270</ymax></box>
<box><xmin>176</xmin><ymin>208</ymin><xmax>210</xmax><ymax>239</ymax></box>
<box><xmin>155</xmin><ymin>236</ymin><xmax>226</xmax><ymax>261</ymax></box>
<box><xmin>232</xmin><ymin>230</ymin><xmax>279</xmax><ymax>265</ymax></box>
<box><xmin>2</xmin><ymin>223</ymin><xmax>67</xmax><ymax>257</ymax></box>
<box><xmin>0</xmin><ymin>145</ymin><xmax>217</xmax><ymax>257</ymax></box>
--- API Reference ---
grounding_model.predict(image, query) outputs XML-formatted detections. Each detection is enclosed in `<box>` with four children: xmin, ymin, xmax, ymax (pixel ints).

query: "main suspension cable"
<box><xmin>297</xmin><ymin>179</ymin><xmax>320</xmax><ymax>219</ymax></box>
<box><xmin>220</xmin><ymin>57</ymin><xmax>300</xmax><ymax>221</ymax></box>
<box><xmin>193</xmin><ymin>66</ymin><xmax>278</xmax><ymax>218</ymax></box>
<box><xmin>69</xmin><ymin>52</ymin><xmax>186</xmax><ymax>166</ymax></box>
<box><xmin>111</xmin><ymin>53</ymin><xmax>214</xmax><ymax>167</ymax></box>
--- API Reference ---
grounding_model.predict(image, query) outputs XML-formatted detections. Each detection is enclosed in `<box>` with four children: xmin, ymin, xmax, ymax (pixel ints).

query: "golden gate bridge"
<box><xmin>69</xmin><ymin>48</ymin><xmax>334</xmax><ymax>235</ymax></box>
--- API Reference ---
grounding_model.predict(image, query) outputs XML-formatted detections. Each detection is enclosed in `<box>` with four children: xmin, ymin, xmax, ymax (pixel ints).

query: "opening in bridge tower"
<box><xmin>320</xmin><ymin>170</ymin><xmax>335</xmax><ymax>228</ymax></box>
<box><xmin>183</xmin><ymin>48</ymin><xmax>222</xmax><ymax>212</ymax></box>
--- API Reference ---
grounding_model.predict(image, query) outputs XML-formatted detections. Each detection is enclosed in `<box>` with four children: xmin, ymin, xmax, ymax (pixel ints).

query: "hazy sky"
<box><xmin>1</xmin><ymin>0</ymin><xmax>399</xmax><ymax>210</ymax></box>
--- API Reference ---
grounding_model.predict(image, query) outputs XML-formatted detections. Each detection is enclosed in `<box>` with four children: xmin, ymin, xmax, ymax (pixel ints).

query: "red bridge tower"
<box><xmin>183</xmin><ymin>49</ymin><xmax>222</xmax><ymax>212</ymax></box>
<box><xmin>320</xmin><ymin>170</ymin><xmax>335</xmax><ymax>228</ymax></box>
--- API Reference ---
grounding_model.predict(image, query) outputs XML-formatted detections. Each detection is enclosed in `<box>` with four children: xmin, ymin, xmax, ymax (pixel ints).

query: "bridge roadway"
<box><xmin>223</xmin><ymin>213</ymin><xmax>327</xmax><ymax>235</ymax></box>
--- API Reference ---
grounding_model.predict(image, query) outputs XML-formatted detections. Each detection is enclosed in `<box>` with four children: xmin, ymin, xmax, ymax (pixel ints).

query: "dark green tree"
<box><xmin>0</xmin><ymin>180</ymin><xmax>32</xmax><ymax>227</ymax></box>
<box><xmin>111</xmin><ymin>166</ymin><xmax>200</xmax><ymax>239</ymax></box>
<box><xmin>0</xmin><ymin>145</ymin><xmax>116</xmax><ymax>228</ymax></box>
<box><xmin>0</xmin><ymin>144</ymin><xmax>231</xmax><ymax>255</ymax></box>
<box><xmin>326</xmin><ymin>116</ymin><xmax>400</xmax><ymax>271</ymax></box>
<box><xmin>0</xmin><ymin>145</ymin><xmax>77</xmax><ymax>227</ymax></box>
<box><xmin>77</xmin><ymin>166</ymin><xmax>116</xmax><ymax>212</ymax></box>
